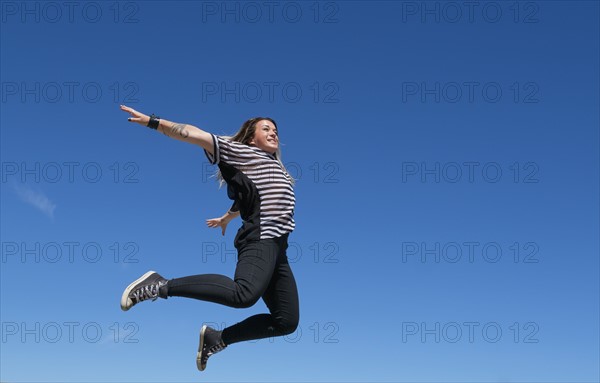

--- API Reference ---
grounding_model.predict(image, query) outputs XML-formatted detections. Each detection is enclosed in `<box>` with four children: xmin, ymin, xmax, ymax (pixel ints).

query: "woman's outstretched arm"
<box><xmin>120</xmin><ymin>104</ymin><xmax>214</xmax><ymax>155</ymax></box>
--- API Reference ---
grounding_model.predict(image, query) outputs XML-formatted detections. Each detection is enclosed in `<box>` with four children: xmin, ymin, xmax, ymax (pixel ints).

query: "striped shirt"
<box><xmin>204</xmin><ymin>134</ymin><xmax>295</xmax><ymax>247</ymax></box>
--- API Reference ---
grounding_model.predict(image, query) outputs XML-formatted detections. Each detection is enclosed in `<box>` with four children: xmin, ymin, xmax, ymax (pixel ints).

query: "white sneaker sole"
<box><xmin>120</xmin><ymin>270</ymin><xmax>156</xmax><ymax>311</ymax></box>
<box><xmin>196</xmin><ymin>324</ymin><xmax>208</xmax><ymax>371</ymax></box>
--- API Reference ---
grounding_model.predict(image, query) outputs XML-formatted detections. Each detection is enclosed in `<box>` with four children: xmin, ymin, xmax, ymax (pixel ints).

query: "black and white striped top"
<box><xmin>204</xmin><ymin>134</ymin><xmax>295</xmax><ymax>247</ymax></box>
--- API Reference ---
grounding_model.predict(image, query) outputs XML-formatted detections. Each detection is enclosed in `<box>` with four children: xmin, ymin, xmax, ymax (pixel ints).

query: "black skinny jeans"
<box><xmin>165</xmin><ymin>233</ymin><xmax>299</xmax><ymax>345</ymax></box>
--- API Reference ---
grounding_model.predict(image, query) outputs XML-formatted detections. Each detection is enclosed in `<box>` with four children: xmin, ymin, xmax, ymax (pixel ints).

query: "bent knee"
<box><xmin>232</xmin><ymin>294</ymin><xmax>261</xmax><ymax>309</ymax></box>
<box><xmin>277</xmin><ymin>315</ymin><xmax>299</xmax><ymax>335</ymax></box>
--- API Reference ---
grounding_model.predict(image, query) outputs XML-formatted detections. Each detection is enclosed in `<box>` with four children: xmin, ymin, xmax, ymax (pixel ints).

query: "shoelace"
<box><xmin>203</xmin><ymin>341</ymin><xmax>226</xmax><ymax>361</ymax></box>
<box><xmin>132</xmin><ymin>283</ymin><xmax>160</xmax><ymax>303</ymax></box>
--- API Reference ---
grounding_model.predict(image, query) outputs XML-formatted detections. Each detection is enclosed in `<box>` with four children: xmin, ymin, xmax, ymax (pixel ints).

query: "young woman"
<box><xmin>118</xmin><ymin>105</ymin><xmax>299</xmax><ymax>372</ymax></box>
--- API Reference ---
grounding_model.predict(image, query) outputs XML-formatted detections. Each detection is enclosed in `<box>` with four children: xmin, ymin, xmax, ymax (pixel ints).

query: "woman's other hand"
<box><xmin>206</xmin><ymin>217</ymin><xmax>229</xmax><ymax>236</ymax></box>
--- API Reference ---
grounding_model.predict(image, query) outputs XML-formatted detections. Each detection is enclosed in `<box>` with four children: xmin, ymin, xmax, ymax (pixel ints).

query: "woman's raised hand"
<box><xmin>120</xmin><ymin>105</ymin><xmax>150</xmax><ymax>127</ymax></box>
<box><xmin>206</xmin><ymin>217</ymin><xmax>229</xmax><ymax>236</ymax></box>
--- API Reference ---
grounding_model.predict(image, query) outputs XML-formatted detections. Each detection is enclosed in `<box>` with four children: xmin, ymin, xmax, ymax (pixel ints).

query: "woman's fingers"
<box><xmin>120</xmin><ymin>105</ymin><xmax>136</xmax><ymax>115</ymax></box>
<box><xmin>205</xmin><ymin>218</ymin><xmax>228</xmax><ymax>235</ymax></box>
<box><xmin>206</xmin><ymin>219</ymin><xmax>220</xmax><ymax>228</ymax></box>
<box><xmin>120</xmin><ymin>105</ymin><xmax>146</xmax><ymax>124</ymax></box>
<box><xmin>120</xmin><ymin>104</ymin><xmax>138</xmax><ymax>113</ymax></box>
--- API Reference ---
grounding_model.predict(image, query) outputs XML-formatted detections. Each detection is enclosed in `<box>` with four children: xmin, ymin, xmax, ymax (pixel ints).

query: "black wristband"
<box><xmin>147</xmin><ymin>114</ymin><xmax>160</xmax><ymax>130</ymax></box>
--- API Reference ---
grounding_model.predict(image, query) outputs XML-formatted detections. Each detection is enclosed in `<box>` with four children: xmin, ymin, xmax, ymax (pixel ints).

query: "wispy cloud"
<box><xmin>11</xmin><ymin>183</ymin><xmax>57</xmax><ymax>219</ymax></box>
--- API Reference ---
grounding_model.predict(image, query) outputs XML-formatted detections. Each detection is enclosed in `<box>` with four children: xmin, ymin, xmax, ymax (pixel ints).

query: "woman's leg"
<box><xmin>196</xmin><ymin>258</ymin><xmax>300</xmax><ymax>370</ymax></box>
<box><xmin>121</xmin><ymin>234</ymin><xmax>299</xmax><ymax>370</ymax></box>
<box><xmin>166</xmin><ymin>239</ymin><xmax>280</xmax><ymax>308</ymax></box>
<box><xmin>167</xmin><ymin>234</ymin><xmax>299</xmax><ymax>344</ymax></box>
<box><xmin>221</xmin><ymin>254</ymin><xmax>299</xmax><ymax>345</ymax></box>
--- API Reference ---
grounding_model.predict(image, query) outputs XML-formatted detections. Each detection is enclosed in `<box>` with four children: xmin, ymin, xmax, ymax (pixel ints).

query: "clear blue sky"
<box><xmin>1</xmin><ymin>1</ymin><xmax>598</xmax><ymax>382</ymax></box>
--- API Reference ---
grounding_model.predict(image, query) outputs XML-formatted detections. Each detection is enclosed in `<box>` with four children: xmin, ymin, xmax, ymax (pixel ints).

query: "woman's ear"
<box><xmin>247</xmin><ymin>130</ymin><xmax>256</xmax><ymax>145</ymax></box>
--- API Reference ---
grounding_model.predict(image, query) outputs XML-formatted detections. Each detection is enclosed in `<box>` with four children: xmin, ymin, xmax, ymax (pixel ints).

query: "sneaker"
<box><xmin>120</xmin><ymin>271</ymin><xmax>167</xmax><ymax>311</ymax></box>
<box><xmin>197</xmin><ymin>325</ymin><xmax>227</xmax><ymax>371</ymax></box>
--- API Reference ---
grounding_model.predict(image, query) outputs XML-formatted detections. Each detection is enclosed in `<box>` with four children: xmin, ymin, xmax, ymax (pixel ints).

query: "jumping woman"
<box><xmin>118</xmin><ymin>105</ymin><xmax>299</xmax><ymax>372</ymax></box>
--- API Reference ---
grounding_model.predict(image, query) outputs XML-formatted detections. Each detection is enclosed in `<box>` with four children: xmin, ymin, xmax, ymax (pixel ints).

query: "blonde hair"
<box><xmin>215</xmin><ymin>117</ymin><xmax>295</xmax><ymax>187</ymax></box>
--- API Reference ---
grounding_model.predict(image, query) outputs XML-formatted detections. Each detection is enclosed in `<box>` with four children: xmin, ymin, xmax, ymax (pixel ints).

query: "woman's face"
<box><xmin>249</xmin><ymin>119</ymin><xmax>278</xmax><ymax>154</ymax></box>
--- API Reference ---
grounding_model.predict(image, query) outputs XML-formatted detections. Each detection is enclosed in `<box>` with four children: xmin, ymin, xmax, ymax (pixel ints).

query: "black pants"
<box><xmin>165</xmin><ymin>233</ymin><xmax>299</xmax><ymax>345</ymax></box>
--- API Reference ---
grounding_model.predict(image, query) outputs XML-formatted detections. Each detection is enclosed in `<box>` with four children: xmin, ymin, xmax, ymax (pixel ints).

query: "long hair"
<box><xmin>215</xmin><ymin>117</ymin><xmax>295</xmax><ymax>187</ymax></box>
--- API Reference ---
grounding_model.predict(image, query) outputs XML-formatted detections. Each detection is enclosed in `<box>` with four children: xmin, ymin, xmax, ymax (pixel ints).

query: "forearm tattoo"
<box><xmin>167</xmin><ymin>123</ymin><xmax>189</xmax><ymax>138</ymax></box>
